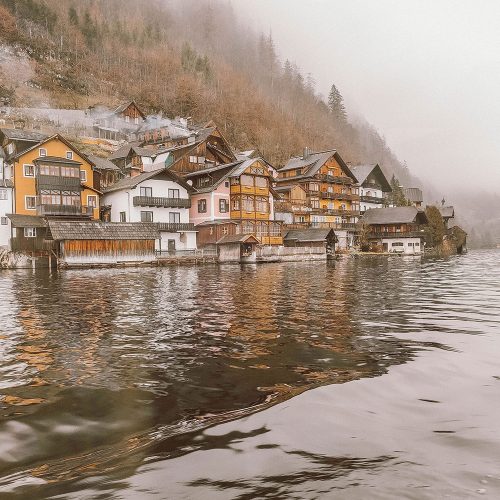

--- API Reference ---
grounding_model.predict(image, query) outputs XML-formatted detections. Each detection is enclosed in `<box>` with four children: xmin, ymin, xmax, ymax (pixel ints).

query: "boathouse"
<box><xmin>284</xmin><ymin>228</ymin><xmax>336</xmax><ymax>255</ymax></box>
<box><xmin>217</xmin><ymin>234</ymin><xmax>260</xmax><ymax>263</ymax></box>
<box><xmin>47</xmin><ymin>220</ymin><xmax>159</xmax><ymax>266</ymax></box>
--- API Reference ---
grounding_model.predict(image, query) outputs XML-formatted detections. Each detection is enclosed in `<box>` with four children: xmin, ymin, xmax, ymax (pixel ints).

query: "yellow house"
<box><xmin>10</xmin><ymin>134</ymin><xmax>100</xmax><ymax>220</ymax></box>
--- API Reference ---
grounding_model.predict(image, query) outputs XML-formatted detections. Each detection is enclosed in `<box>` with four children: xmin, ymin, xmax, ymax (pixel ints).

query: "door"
<box><xmin>383</xmin><ymin>242</ymin><xmax>388</xmax><ymax>252</ymax></box>
<box><xmin>168</xmin><ymin>239</ymin><xmax>176</xmax><ymax>252</ymax></box>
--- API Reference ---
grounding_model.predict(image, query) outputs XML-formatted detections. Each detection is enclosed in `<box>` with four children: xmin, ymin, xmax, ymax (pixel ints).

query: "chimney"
<box><xmin>303</xmin><ymin>147</ymin><xmax>309</xmax><ymax>160</ymax></box>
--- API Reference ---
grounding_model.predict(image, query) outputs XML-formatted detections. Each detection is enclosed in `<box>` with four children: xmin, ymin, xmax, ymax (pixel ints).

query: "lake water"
<box><xmin>0</xmin><ymin>251</ymin><xmax>499</xmax><ymax>499</ymax></box>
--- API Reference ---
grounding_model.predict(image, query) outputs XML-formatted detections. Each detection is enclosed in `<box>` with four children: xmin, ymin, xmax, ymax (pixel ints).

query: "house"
<box><xmin>6</xmin><ymin>134</ymin><xmax>101</xmax><ymax>221</ymax></box>
<box><xmin>350</xmin><ymin>164</ymin><xmax>392</xmax><ymax>213</ymax></box>
<box><xmin>438</xmin><ymin>205</ymin><xmax>455</xmax><ymax>229</ymax></box>
<box><xmin>0</xmin><ymin>128</ymin><xmax>49</xmax><ymax>159</ymax></box>
<box><xmin>86</xmin><ymin>154</ymin><xmax>122</xmax><ymax>190</ymax></box>
<box><xmin>107</xmin><ymin>143</ymin><xmax>158</xmax><ymax>177</ymax></box>
<box><xmin>6</xmin><ymin>214</ymin><xmax>55</xmax><ymax>259</ymax></box>
<box><xmin>404</xmin><ymin>188</ymin><xmax>424</xmax><ymax>208</ymax></box>
<box><xmin>47</xmin><ymin>220</ymin><xmax>158</xmax><ymax>266</ymax></box>
<box><xmin>284</xmin><ymin>228</ymin><xmax>336</xmax><ymax>256</ymax></box>
<box><xmin>0</xmin><ymin>146</ymin><xmax>14</xmax><ymax>248</ymax></box>
<box><xmin>217</xmin><ymin>234</ymin><xmax>260</xmax><ymax>263</ymax></box>
<box><xmin>90</xmin><ymin>101</ymin><xmax>146</xmax><ymax>140</ymax></box>
<box><xmin>185</xmin><ymin>157</ymin><xmax>283</xmax><ymax>246</ymax></box>
<box><xmin>274</xmin><ymin>184</ymin><xmax>312</xmax><ymax>225</ymax></box>
<box><xmin>361</xmin><ymin>206</ymin><xmax>428</xmax><ymax>254</ymax></box>
<box><xmin>102</xmin><ymin>166</ymin><xmax>197</xmax><ymax>252</ymax></box>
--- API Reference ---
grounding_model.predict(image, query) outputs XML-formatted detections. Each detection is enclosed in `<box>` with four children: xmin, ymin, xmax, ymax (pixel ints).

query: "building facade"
<box><xmin>350</xmin><ymin>164</ymin><xmax>392</xmax><ymax>214</ymax></box>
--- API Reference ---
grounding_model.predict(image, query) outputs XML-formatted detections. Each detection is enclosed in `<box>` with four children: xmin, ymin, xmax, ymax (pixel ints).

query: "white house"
<box><xmin>0</xmin><ymin>147</ymin><xmax>14</xmax><ymax>248</ymax></box>
<box><xmin>103</xmin><ymin>166</ymin><xmax>197</xmax><ymax>252</ymax></box>
<box><xmin>350</xmin><ymin>164</ymin><xmax>392</xmax><ymax>214</ymax></box>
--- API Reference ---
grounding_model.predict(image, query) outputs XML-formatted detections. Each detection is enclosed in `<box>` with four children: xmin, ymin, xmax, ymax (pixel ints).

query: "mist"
<box><xmin>232</xmin><ymin>0</ymin><xmax>500</xmax><ymax>195</ymax></box>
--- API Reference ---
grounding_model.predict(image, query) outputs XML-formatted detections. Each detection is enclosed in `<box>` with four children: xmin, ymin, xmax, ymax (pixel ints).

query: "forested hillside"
<box><xmin>0</xmin><ymin>0</ymin><xmax>415</xmax><ymax>182</ymax></box>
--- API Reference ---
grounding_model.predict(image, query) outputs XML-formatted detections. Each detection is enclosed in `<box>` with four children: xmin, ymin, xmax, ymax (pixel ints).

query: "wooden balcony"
<box><xmin>321</xmin><ymin>191</ymin><xmax>359</xmax><ymax>201</ymax></box>
<box><xmin>10</xmin><ymin>237</ymin><xmax>58</xmax><ymax>252</ymax></box>
<box><xmin>319</xmin><ymin>174</ymin><xmax>354</xmax><ymax>184</ymax></box>
<box><xmin>368</xmin><ymin>230</ymin><xmax>425</xmax><ymax>239</ymax></box>
<box><xmin>36</xmin><ymin>175</ymin><xmax>81</xmax><ymax>190</ymax></box>
<box><xmin>37</xmin><ymin>204</ymin><xmax>84</xmax><ymax>216</ymax></box>
<box><xmin>156</xmin><ymin>222</ymin><xmax>195</xmax><ymax>232</ymax></box>
<box><xmin>133</xmin><ymin>196</ymin><xmax>191</xmax><ymax>208</ymax></box>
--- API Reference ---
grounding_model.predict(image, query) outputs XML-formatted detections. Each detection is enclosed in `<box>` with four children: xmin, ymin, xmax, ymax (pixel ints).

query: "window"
<box><xmin>140</xmin><ymin>211</ymin><xmax>153</xmax><ymax>222</ymax></box>
<box><xmin>256</xmin><ymin>196</ymin><xmax>269</xmax><ymax>213</ymax></box>
<box><xmin>255</xmin><ymin>176</ymin><xmax>268</xmax><ymax>188</ymax></box>
<box><xmin>241</xmin><ymin>174</ymin><xmax>254</xmax><ymax>187</ymax></box>
<box><xmin>1</xmin><ymin>217</ymin><xmax>7</xmax><ymax>225</ymax></box>
<box><xmin>198</xmin><ymin>199</ymin><xmax>207</xmax><ymax>213</ymax></box>
<box><xmin>168</xmin><ymin>188</ymin><xmax>180</xmax><ymax>198</ymax></box>
<box><xmin>189</xmin><ymin>155</ymin><xmax>198</xmax><ymax>163</ymax></box>
<box><xmin>295</xmin><ymin>169</ymin><xmax>302</xmax><ymax>176</ymax></box>
<box><xmin>222</xmin><ymin>226</ymin><xmax>229</xmax><ymax>235</ymax></box>
<box><xmin>66</xmin><ymin>151</ymin><xmax>73</xmax><ymax>160</ymax></box>
<box><xmin>87</xmin><ymin>195</ymin><xmax>97</xmax><ymax>208</ymax></box>
<box><xmin>197</xmin><ymin>177</ymin><xmax>210</xmax><ymax>188</ymax></box>
<box><xmin>125</xmin><ymin>115</ymin><xmax>130</xmax><ymax>123</ymax></box>
<box><xmin>140</xmin><ymin>186</ymin><xmax>152</xmax><ymax>197</ymax></box>
<box><xmin>169</xmin><ymin>212</ymin><xmax>180</xmax><ymax>223</ymax></box>
<box><xmin>392</xmin><ymin>242</ymin><xmax>404</xmax><ymax>247</ymax></box>
<box><xmin>24</xmin><ymin>227</ymin><xmax>36</xmax><ymax>238</ymax></box>
<box><xmin>120</xmin><ymin>211</ymin><xmax>126</xmax><ymax>222</ymax></box>
<box><xmin>134</xmin><ymin>117</ymin><xmax>139</xmax><ymax>125</ymax></box>
<box><xmin>25</xmin><ymin>196</ymin><xmax>36</xmax><ymax>210</ymax></box>
<box><xmin>232</xmin><ymin>197</ymin><xmax>240</xmax><ymax>210</ymax></box>
<box><xmin>219</xmin><ymin>199</ymin><xmax>229</xmax><ymax>213</ymax></box>
<box><xmin>224</xmin><ymin>181</ymin><xmax>230</xmax><ymax>188</ymax></box>
<box><xmin>23</xmin><ymin>164</ymin><xmax>35</xmax><ymax>177</ymax></box>
<box><xmin>0</xmin><ymin>189</ymin><xmax>7</xmax><ymax>200</ymax></box>
<box><xmin>39</xmin><ymin>148</ymin><xmax>47</xmax><ymax>157</ymax></box>
<box><xmin>80</xmin><ymin>170</ymin><xmax>87</xmax><ymax>182</ymax></box>
<box><xmin>311</xmin><ymin>199</ymin><xmax>320</xmax><ymax>209</ymax></box>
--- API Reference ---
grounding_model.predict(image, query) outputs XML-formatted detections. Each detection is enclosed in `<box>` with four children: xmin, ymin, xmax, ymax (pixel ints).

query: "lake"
<box><xmin>0</xmin><ymin>250</ymin><xmax>499</xmax><ymax>498</ymax></box>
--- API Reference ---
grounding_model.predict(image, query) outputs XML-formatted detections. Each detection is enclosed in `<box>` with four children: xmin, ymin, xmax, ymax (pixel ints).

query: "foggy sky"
<box><xmin>232</xmin><ymin>0</ymin><xmax>500</xmax><ymax>193</ymax></box>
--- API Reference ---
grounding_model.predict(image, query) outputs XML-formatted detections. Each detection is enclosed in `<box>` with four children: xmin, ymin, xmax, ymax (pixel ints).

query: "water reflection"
<box><xmin>0</xmin><ymin>255</ymin><xmax>468</xmax><ymax>497</ymax></box>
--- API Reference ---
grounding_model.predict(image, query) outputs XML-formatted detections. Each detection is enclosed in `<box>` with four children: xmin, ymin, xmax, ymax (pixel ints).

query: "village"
<box><xmin>0</xmin><ymin>101</ymin><xmax>466</xmax><ymax>268</ymax></box>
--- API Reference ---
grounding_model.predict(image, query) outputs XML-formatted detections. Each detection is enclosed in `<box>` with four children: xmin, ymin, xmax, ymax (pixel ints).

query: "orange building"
<box><xmin>9</xmin><ymin>134</ymin><xmax>101</xmax><ymax>220</ymax></box>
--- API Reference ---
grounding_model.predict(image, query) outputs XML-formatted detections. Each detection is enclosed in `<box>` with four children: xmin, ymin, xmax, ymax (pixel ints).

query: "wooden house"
<box><xmin>277</xmin><ymin>149</ymin><xmax>360</xmax><ymax>228</ymax></box>
<box><xmin>217</xmin><ymin>234</ymin><xmax>260</xmax><ymax>263</ymax></box>
<box><xmin>404</xmin><ymin>188</ymin><xmax>424</xmax><ymax>208</ymax></box>
<box><xmin>361</xmin><ymin>206</ymin><xmax>428</xmax><ymax>254</ymax></box>
<box><xmin>185</xmin><ymin>158</ymin><xmax>283</xmax><ymax>246</ymax></box>
<box><xmin>284</xmin><ymin>228</ymin><xmax>336</xmax><ymax>256</ymax></box>
<box><xmin>350</xmin><ymin>164</ymin><xmax>392</xmax><ymax>213</ymax></box>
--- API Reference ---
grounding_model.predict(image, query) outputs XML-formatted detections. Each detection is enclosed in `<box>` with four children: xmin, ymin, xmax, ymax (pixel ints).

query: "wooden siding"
<box><xmin>63</xmin><ymin>239</ymin><xmax>155</xmax><ymax>257</ymax></box>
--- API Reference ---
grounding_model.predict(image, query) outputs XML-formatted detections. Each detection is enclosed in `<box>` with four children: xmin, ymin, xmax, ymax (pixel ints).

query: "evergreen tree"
<box><xmin>424</xmin><ymin>206</ymin><xmax>445</xmax><ymax>248</ymax></box>
<box><xmin>328</xmin><ymin>83</ymin><xmax>347</xmax><ymax>122</ymax></box>
<box><xmin>388</xmin><ymin>175</ymin><xmax>409</xmax><ymax>207</ymax></box>
<box><xmin>68</xmin><ymin>6</ymin><xmax>78</xmax><ymax>26</ymax></box>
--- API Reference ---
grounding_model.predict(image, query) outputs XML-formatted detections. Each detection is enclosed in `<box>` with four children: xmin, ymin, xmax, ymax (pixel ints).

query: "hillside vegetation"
<box><xmin>0</xmin><ymin>0</ymin><xmax>414</xmax><ymax>181</ymax></box>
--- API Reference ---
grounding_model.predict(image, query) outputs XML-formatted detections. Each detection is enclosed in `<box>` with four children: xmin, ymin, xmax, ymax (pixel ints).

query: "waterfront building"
<box><xmin>185</xmin><ymin>157</ymin><xmax>283</xmax><ymax>246</ymax></box>
<box><xmin>102</xmin><ymin>166</ymin><xmax>197</xmax><ymax>252</ymax></box>
<box><xmin>0</xmin><ymin>146</ymin><xmax>13</xmax><ymax>248</ymax></box>
<box><xmin>349</xmin><ymin>164</ymin><xmax>392</xmax><ymax>214</ymax></box>
<box><xmin>283</xmin><ymin>228</ymin><xmax>336</xmax><ymax>255</ymax></box>
<box><xmin>361</xmin><ymin>206</ymin><xmax>428</xmax><ymax>254</ymax></box>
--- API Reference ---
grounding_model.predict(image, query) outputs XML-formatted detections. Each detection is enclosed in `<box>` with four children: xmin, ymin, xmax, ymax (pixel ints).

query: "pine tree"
<box><xmin>328</xmin><ymin>83</ymin><xmax>347</xmax><ymax>122</ymax></box>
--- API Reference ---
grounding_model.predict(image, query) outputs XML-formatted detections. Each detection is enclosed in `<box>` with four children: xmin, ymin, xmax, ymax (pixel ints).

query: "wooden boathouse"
<box><xmin>47</xmin><ymin>221</ymin><xmax>159</xmax><ymax>267</ymax></box>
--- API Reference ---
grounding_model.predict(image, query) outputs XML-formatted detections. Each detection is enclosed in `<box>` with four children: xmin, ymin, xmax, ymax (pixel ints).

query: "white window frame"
<box><xmin>119</xmin><ymin>211</ymin><xmax>126</xmax><ymax>222</ymax></box>
<box><xmin>25</xmin><ymin>196</ymin><xmax>36</xmax><ymax>210</ymax></box>
<box><xmin>66</xmin><ymin>151</ymin><xmax>73</xmax><ymax>160</ymax></box>
<box><xmin>0</xmin><ymin>189</ymin><xmax>8</xmax><ymax>200</ymax></box>
<box><xmin>39</xmin><ymin>148</ymin><xmax>47</xmax><ymax>157</ymax></box>
<box><xmin>0</xmin><ymin>217</ymin><xmax>8</xmax><ymax>225</ymax></box>
<box><xmin>23</xmin><ymin>164</ymin><xmax>35</xmax><ymax>177</ymax></box>
<box><xmin>87</xmin><ymin>195</ymin><xmax>97</xmax><ymax>208</ymax></box>
<box><xmin>24</xmin><ymin>227</ymin><xmax>36</xmax><ymax>238</ymax></box>
<box><xmin>80</xmin><ymin>170</ymin><xmax>87</xmax><ymax>182</ymax></box>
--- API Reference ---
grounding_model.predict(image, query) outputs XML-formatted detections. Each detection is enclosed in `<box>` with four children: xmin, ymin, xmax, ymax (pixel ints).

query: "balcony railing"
<box><xmin>368</xmin><ymin>230</ymin><xmax>425</xmax><ymax>239</ymax></box>
<box><xmin>321</xmin><ymin>192</ymin><xmax>359</xmax><ymax>201</ymax></box>
<box><xmin>36</xmin><ymin>175</ymin><xmax>81</xmax><ymax>189</ymax></box>
<box><xmin>133</xmin><ymin>196</ymin><xmax>191</xmax><ymax>208</ymax></box>
<box><xmin>37</xmin><ymin>204</ymin><xmax>83</xmax><ymax>216</ymax></box>
<box><xmin>319</xmin><ymin>174</ymin><xmax>354</xmax><ymax>184</ymax></box>
<box><xmin>285</xmin><ymin>222</ymin><xmax>358</xmax><ymax>231</ymax></box>
<box><xmin>360</xmin><ymin>195</ymin><xmax>386</xmax><ymax>204</ymax></box>
<box><xmin>156</xmin><ymin>222</ymin><xmax>196</xmax><ymax>232</ymax></box>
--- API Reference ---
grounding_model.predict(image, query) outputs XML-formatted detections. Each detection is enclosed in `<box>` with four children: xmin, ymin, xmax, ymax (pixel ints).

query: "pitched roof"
<box><xmin>404</xmin><ymin>187</ymin><xmax>423</xmax><ymax>203</ymax></box>
<box><xmin>48</xmin><ymin>221</ymin><xmax>159</xmax><ymax>240</ymax></box>
<box><xmin>114</xmin><ymin>100</ymin><xmax>146</xmax><ymax>119</ymax></box>
<box><xmin>107</xmin><ymin>143</ymin><xmax>152</xmax><ymax>160</ymax></box>
<box><xmin>87</xmin><ymin>155</ymin><xmax>120</xmax><ymax>171</ymax></box>
<box><xmin>438</xmin><ymin>206</ymin><xmax>455</xmax><ymax>219</ymax></box>
<box><xmin>216</xmin><ymin>234</ymin><xmax>260</xmax><ymax>245</ymax></box>
<box><xmin>350</xmin><ymin>164</ymin><xmax>392</xmax><ymax>192</ymax></box>
<box><xmin>284</xmin><ymin>228</ymin><xmax>336</xmax><ymax>242</ymax></box>
<box><xmin>279</xmin><ymin>150</ymin><xmax>358</xmax><ymax>182</ymax></box>
<box><xmin>362</xmin><ymin>206</ymin><xmax>428</xmax><ymax>225</ymax></box>
<box><xmin>0</xmin><ymin>128</ymin><xmax>49</xmax><ymax>142</ymax></box>
<box><xmin>7</xmin><ymin>214</ymin><xmax>46</xmax><ymax>228</ymax></box>
<box><xmin>103</xmin><ymin>166</ymin><xmax>194</xmax><ymax>193</ymax></box>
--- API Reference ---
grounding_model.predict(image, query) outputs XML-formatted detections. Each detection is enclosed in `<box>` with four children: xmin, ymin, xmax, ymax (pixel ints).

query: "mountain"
<box><xmin>0</xmin><ymin>0</ymin><xmax>414</xmax><ymax>177</ymax></box>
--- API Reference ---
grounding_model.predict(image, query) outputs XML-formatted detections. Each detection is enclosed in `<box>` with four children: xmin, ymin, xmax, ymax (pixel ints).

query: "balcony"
<box><xmin>133</xmin><ymin>196</ymin><xmax>191</xmax><ymax>208</ymax></box>
<box><xmin>37</xmin><ymin>204</ymin><xmax>84</xmax><ymax>216</ymax></box>
<box><xmin>319</xmin><ymin>174</ymin><xmax>354</xmax><ymax>184</ymax></box>
<box><xmin>321</xmin><ymin>191</ymin><xmax>359</xmax><ymax>201</ymax></box>
<box><xmin>360</xmin><ymin>195</ymin><xmax>386</xmax><ymax>204</ymax></box>
<box><xmin>156</xmin><ymin>222</ymin><xmax>196</xmax><ymax>232</ymax></box>
<box><xmin>36</xmin><ymin>175</ymin><xmax>81</xmax><ymax>190</ymax></box>
<box><xmin>368</xmin><ymin>230</ymin><xmax>425</xmax><ymax>239</ymax></box>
